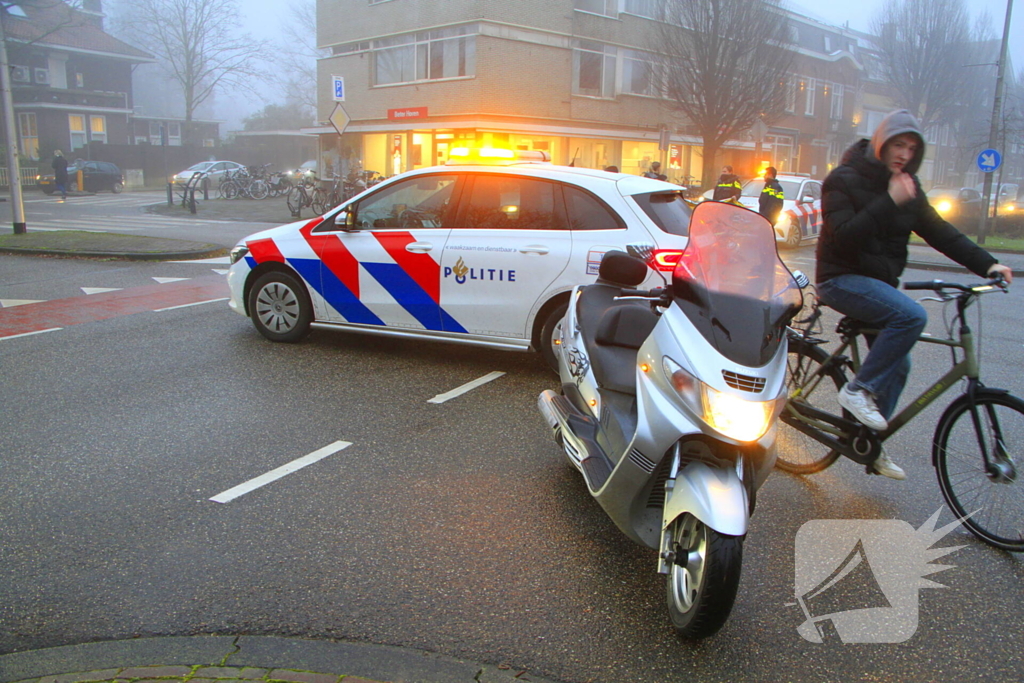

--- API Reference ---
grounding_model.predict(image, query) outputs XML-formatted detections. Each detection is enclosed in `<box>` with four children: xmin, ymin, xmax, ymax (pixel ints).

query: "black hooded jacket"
<box><xmin>816</xmin><ymin>138</ymin><xmax>996</xmax><ymax>287</ymax></box>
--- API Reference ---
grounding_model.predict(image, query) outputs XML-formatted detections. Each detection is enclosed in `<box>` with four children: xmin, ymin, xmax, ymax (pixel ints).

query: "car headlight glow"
<box><xmin>664</xmin><ymin>357</ymin><xmax>774</xmax><ymax>442</ymax></box>
<box><xmin>936</xmin><ymin>200</ymin><xmax>952</xmax><ymax>214</ymax></box>
<box><xmin>229</xmin><ymin>244</ymin><xmax>249</xmax><ymax>264</ymax></box>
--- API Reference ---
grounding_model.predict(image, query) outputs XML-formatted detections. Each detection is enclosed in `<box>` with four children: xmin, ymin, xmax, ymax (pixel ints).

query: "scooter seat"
<box><xmin>576</xmin><ymin>284</ymin><xmax>659</xmax><ymax>395</ymax></box>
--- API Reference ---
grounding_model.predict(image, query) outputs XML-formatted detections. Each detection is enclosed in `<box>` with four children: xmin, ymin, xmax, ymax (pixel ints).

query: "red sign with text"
<box><xmin>387</xmin><ymin>107</ymin><xmax>428</xmax><ymax>121</ymax></box>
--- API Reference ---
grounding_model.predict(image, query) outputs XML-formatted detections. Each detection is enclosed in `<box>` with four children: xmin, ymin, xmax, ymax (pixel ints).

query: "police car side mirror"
<box><xmin>334</xmin><ymin>210</ymin><xmax>355</xmax><ymax>231</ymax></box>
<box><xmin>800</xmin><ymin>194</ymin><xmax>814</xmax><ymax>203</ymax></box>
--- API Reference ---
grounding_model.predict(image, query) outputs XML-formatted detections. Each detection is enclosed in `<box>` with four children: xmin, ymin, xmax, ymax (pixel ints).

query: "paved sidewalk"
<box><xmin>0</xmin><ymin>636</ymin><xmax>559</xmax><ymax>683</ymax></box>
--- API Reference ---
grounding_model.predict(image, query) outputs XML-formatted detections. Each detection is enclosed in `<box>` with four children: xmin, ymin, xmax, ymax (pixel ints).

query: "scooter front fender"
<box><xmin>662</xmin><ymin>461</ymin><xmax>748</xmax><ymax>537</ymax></box>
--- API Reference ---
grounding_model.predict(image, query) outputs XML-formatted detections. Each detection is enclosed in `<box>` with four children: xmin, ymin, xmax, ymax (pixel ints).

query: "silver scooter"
<box><xmin>538</xmin><ymin>200</ymin><xmax>806</xmax><ymax>638</ymax></box>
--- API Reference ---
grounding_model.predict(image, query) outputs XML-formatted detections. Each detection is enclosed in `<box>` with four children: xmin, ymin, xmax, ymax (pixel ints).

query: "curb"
<box><xmin>0</xmin><ymin>637</ymin><xmax>561</xmax><ymax>683</ymax></box>
<box><xmin>0</xmin><ymin>247</ymin><xmax>228</xmax><ymax>261</ymax></box>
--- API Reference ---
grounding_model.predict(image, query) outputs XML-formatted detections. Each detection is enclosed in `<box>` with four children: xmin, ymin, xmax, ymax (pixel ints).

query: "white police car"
<box><xmin>226</xmin><ymin>148</ymin><xmax>693</xmax><ymax>368</ymax></box>
<box><xmin>736</xmin><ymin>174</ymin><xmax>822</xmax><ymax>249</ymax></box>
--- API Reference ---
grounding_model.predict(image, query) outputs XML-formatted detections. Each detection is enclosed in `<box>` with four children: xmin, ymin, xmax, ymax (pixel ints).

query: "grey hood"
<box><xmin>868</xmin><ymin>109</ymin><xmax>926</xmax><ymax>175</ymax></box>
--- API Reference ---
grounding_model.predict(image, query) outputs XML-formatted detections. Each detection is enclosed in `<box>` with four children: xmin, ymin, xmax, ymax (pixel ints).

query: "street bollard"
<box><xmin>167</xmin><ymin>182</ymin><xmax>173</xmax><ymax>207</ymax></box>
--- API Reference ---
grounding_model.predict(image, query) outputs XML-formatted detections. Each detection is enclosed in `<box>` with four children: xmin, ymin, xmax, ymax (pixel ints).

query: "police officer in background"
<box><xmin>713</xmin><ymin>165</ymin><xmax>742</xmax><ymax>201</ymax></box>
<box><xmin>758</xmin><ymin>166</ymin><xmax>784</xmax><ymax>224</ymax></box>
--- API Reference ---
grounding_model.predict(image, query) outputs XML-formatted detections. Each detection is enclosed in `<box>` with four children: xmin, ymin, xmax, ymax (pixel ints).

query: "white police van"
<box><xmin>226</xmin><ymin>148</ymin><xmax>693</xmax><ymax>368</ymax></box>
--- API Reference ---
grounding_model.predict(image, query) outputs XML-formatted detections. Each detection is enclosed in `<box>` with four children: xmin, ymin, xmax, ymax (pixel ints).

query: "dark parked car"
<box><xmin>37</xmin><ymin>160</ymin><xmax>124</xmax><ymax>194</ymax></box>
<box><xmin>927</xmin><ymin>187</ymin><xmax>982</xmax><ymax>227</ymax></box>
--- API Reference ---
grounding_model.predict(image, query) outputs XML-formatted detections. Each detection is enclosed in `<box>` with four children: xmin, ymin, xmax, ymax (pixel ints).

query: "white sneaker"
<box><xmin>837</xmin><ymin>384</ymin><xmax>889</xmax><ymax>431</ymax></box>
<box><xmin>872</xmin><ymin>452</ymin><xmax>906</xmax><ymax>480</ymax></box>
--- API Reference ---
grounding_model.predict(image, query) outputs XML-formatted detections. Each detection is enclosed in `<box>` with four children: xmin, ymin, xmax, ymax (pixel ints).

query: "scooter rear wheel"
<box><xmin>665</xmin><ymin>513</ymin><xmax>743</xmax><ymax>639</ymax></box>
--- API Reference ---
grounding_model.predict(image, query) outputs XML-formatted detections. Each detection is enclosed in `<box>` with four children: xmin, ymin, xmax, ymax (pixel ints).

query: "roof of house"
<box><xmin>4</xmin><ymin>1</ymin><xmax>153</xmax><ymax>62</ymax></box>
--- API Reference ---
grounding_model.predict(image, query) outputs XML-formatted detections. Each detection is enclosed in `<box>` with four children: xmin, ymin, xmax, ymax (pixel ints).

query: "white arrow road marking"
<box><xmin>210</xmin><ymin>440</ymin><xmax>353</xmax><ymax>504</ymax></box>
<box><xmin>427</xmin><ymin>371</ymin><xmax>506</xmax><ymax>404</ymax></box>
<box><xmin>0</xmin><ymin>299</ymin><xmax>45</xmax><ymax>307</ymax></box>
<box><xmin>81</xmin><ymin>287</ymin><xmax>122</xmax><ymax>295</ymax></box>
<box><xmin>152</xmin><ymin>277</ymin><xmax>190</xmax><ymax>284</ymax></box>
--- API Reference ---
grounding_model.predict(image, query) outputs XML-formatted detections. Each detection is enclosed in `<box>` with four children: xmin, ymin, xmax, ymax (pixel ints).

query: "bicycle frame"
<box><xmin>785</xmin><ymin>287</ymin><xmax>990</xmax><ymax>462</ymax></box>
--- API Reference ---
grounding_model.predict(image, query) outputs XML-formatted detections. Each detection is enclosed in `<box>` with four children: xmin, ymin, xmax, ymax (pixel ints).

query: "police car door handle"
<box><xmin>519</xmin><ymin>244</ymin><xmax>549</xmax><ymax>255</ymax></box>
<box><xmin>406</xmin><ymin>241</ymin><xmax>433</xmax><ymax>253</ymax></box>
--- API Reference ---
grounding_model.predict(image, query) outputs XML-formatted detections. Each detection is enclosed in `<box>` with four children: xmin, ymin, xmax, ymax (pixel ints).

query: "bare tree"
<box><xmin>653</xmin><ymin>0</ymin><xmax>794</xmax><ymax>188</ymax></box>
<box><xmin>269</xmin><ymin>0</ymin><xmax>327</xmax><ymax>123</ymax></box>
<box><xmin>114</xmin><ymin>0</ymin><xmax>268</xmax><ymax>143</ymax></box>
<box><xmin>870</xmin><ymin>0</ymin><xmax>978</xmax><ymax>132</ymax></box>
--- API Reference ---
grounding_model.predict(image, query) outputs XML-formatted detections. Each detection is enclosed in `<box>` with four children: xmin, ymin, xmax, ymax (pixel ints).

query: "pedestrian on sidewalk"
<box><xmin>815</xmin><ymin>108</ymin><xmax>1013</xmax><ymax>480</ymax></box>
<box><xmin>52</xmin><ymin>150</ymin><xmax>68</xmax><ymax>200</ymax></box>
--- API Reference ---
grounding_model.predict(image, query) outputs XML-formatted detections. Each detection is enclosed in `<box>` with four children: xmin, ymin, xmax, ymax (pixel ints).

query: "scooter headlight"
<box><xmin>701</xmin><ymin>386</ymin><xmax>775</xmax><ymax>442</ymax></box>
<box><xmin>664</xmin><ymin>357</ymin><xmax>775</xmax><ymax>442</ymax></box>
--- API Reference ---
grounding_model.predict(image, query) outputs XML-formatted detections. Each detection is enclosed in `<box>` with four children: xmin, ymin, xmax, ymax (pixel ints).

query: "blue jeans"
<box><xmin>817</xmin><ymin>274</ymin><xmax>927</xmax><ymax>419</ymax></box>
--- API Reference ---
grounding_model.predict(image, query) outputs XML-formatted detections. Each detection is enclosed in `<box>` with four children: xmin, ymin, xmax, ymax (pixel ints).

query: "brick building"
<box><xmin>309</xmin><ymin>0</ymin><xmax>864</xmax><ymax>186</ymax></box>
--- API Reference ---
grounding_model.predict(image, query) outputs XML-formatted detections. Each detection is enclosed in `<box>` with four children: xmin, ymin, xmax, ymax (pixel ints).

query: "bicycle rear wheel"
<box><xmin>934</xmin><ymin>392</ymin><xmax>1024</xmax><ymax>551</ymax></box>
<box><xmin>775</xmin><ymin>339</ymin><xmax>846</xmax><ymax>474</ymax></box>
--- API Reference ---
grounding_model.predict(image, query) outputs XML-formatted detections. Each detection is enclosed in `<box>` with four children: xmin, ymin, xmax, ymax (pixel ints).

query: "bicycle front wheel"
<box><xmin>934</xmin><ymin>392</ymin><xmax>1024</xmax><ymax>551</ymax></box>
<box><xmin>775</xmin><ymin>339</ymin><xmax>847</xmax><ymax>474</ymax></box>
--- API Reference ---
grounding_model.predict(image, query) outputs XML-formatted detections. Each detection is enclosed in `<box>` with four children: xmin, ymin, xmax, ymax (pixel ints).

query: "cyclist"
<box><xmin>816</xmin><ymin>109</ymin><xmax>1013</xmax><ymax>480</ymax></box>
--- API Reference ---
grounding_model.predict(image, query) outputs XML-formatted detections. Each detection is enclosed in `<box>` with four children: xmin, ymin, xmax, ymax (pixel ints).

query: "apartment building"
<box><xmin>2</xmin><ymin>0</ymin><xmax>153</xmax><ymax>160</ymax></box>
<box><xmin>310</xmin><ymin>0</ymin><xmax>864</xmax><ymax>184</ymax></box>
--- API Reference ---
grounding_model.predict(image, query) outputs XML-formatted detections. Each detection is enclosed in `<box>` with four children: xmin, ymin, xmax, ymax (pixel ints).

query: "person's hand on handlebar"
<box><xmin>988</xmin><ymin>263</ymin><xmax>1013</xmax><ymax>286</ymax></box>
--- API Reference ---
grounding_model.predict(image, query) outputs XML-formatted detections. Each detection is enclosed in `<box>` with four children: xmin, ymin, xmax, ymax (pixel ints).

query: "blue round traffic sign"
<box><xmin>977</xmin><ymin>149</ymin><xmax>1001</xmax><ymax>173</ymax></box>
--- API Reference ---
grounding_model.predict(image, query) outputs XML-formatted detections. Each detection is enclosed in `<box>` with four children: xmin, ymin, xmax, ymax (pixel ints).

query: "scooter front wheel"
<box><xmin>665</xmin><ymin>513</ymin><xmax>743</xmax><ymax>639</ymax></box>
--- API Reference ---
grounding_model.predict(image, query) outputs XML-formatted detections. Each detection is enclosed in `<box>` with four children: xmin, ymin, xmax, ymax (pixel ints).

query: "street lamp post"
<box><xmin>977</xmin><ymin>0</ymin><xmax>1014</xmax><ymax>245</ymax></box>
<box><xmin>0</xmin><ymin>7</ymin><xmax>26</xmax><ymax>234</ymax></box>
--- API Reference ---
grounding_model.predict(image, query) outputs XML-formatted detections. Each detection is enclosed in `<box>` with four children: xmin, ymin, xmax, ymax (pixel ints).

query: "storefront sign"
<box><xmin>388</xmin><ymin>107</ymin><xmax>428</xmax><ymax>121</ymax></box>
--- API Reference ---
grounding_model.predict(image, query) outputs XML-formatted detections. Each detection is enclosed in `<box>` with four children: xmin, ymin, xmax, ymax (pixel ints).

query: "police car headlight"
<box><xmin>936</xmin><ymin>200</ymin><xmax>952</xmax><ymax>215</ymax></box>
<box><xmin>229</xmin><ymin>244</ymin><xmax>249</xmax><ymax>264</ymax></box>
<box><xmin>774</xmin><ymin>212</ymin><xmax>793</xmax><ymax>236</ymax></box>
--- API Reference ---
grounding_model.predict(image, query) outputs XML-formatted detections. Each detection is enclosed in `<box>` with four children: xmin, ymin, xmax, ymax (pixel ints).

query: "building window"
<box><xmin>373</xmin><ymin>26</ymin><xmax>476</xmax><ymax>86</ymax></box>
<box><xmin>573</xmin><ymin>40</ymin><xmax>615</xmax><ymax>98</ymax></box>
<box><xmin>829</xmin><ymin>83</ymin><xmax>843</xmax><ymax>120</ymax></box>
<box><xmin>574</xmin><ymin>0</ymin><xmax>618</xmax><ymax>17</ymax></box>
<box><xmin>784</xmin><ymin>76</ymin><xmax>797</xmax><ymax>113</ymax></box>
<box><xmin>75</xmin><ymin>72</ymin><xmax>84</xmax><ymax>88</ymax></box>
<box><xmin>622</xmin><ymin>49</ymin><xmax>660</xmax><ymax>97</ymax></box>
<box><xmin>623</xmin><ymin>0</ymin><xmax>663</xmax><ymax>19</ymax></box>
<box><xmin>804</xmin><ymin>78</ymin><xmax>816</xmax><ymax>116</ymax></box>
<box><xmin>168</xmin><ymin>122</ymin><xmax>182</xmax><ymax>146</ymax></box>
<box><xmin>89</xmin><ymin>115</ymin><xmax>107</xmax><ymax>143</ymax></box>
<box><xmin>69</xmin><ymin>114</ymin><xmax>87</xmax><ymax>150</ymax></box>
<box><xmin>18</xmin><ymin>113</ymin><xmax>38</xmax><ymax>159</ymax></box>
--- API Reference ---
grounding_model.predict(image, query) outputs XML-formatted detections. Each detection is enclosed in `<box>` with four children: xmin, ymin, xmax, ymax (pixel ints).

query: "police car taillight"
<box><xmin>650</xmin><ymin>249</ymin><xmax>685</xmax><ymax>271</ymax></box>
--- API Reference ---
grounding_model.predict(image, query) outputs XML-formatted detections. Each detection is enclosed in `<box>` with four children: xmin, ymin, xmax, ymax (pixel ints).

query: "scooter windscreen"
<box><xmin>672</xmin><ymin>201</ymin><xmax>803</xmax><ymax>367</ymax></box>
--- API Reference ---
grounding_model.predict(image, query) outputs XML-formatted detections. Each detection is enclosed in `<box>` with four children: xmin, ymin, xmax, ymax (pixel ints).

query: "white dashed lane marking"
<box><xmin>209</xmin><ymin>441</ymin><xmax>353</xmax><ymax>504</ymax></box>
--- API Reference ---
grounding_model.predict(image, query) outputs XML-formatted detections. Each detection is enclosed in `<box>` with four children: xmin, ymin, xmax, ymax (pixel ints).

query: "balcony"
<box><xmin>12</xmin><ymin>85</ymin><xmax>129</xmax><ymax>112</ymax></box>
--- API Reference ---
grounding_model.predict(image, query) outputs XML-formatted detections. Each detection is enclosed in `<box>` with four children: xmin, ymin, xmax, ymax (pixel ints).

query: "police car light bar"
<box><xmin>446</xmin><ymin>147</ymin><xmax>552</xmax><ymax>165</ymax></box>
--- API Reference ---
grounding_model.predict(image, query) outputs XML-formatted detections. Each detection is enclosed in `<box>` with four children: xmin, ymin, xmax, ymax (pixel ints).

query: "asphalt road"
<box><xmin>1</xmin><ymin>200</ymin><xmax>1023</xmax><ymax>683</ymax></box>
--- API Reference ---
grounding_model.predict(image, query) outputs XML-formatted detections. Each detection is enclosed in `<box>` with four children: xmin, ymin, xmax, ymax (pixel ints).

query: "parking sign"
<box><xmin>332</xmin><ymin>75</ymin><xmax>345</xmax><ymax>102</ymax></box>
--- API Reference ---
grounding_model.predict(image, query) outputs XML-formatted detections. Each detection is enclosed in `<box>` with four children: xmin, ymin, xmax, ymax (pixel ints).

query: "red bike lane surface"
<box><xmin>0</xmin><ymin>275</ymin><xmax>230</xmax><ymax>339</ymax></box>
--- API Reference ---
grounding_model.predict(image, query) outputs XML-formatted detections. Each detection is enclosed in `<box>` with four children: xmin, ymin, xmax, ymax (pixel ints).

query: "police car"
<box><xmin>226</xmin><ymin>148</ymin><xmax>692</xmax><ymax>368</ymax></box>
<box><xmin>735</xmin><ymin>174</ymin><xmax>822</xmax><ymax>249</ymax></box>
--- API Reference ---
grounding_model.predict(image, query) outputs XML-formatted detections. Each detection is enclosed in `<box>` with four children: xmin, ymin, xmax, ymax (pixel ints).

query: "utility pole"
<box><xmin>0</xmin><ymin>6</ymin><xmax>26</xmax><ymax>234</ymax></box>
<box><xmin>978</xmin><ymin>0</ymin><xmax>1014</xmax><ymax>245</ymax></box>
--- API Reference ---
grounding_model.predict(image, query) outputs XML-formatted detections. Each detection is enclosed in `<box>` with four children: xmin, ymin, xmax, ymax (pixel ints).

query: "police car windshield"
<box><xmin>632</xmin><ymin>191</ymin><xmax>692</xmax><ymax>236</ymax></box>
<box><xmin>741</xmin><ymin>179</ymin><xmax>801</xmax><ymax>199</ymax></box>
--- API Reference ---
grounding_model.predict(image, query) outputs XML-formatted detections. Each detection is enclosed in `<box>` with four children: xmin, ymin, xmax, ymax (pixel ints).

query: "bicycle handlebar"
<box><xmin>903</xmin><ymin>277</ymin><xmax>1008</xmax><ymax>293</ymax></box>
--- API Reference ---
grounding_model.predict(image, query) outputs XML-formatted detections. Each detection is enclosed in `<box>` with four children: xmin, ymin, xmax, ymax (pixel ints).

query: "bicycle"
<box><xmin>311</xmin><ymin>173</ymin><xmax>343</xmax><ymax>215</ymax></box>
<box><xmin>777</xmin><ymin>277</ymin><xmax>1023</xmax><ymax>551</ymax></box>
<box><xmin>286</xmin><ymin>170</ymin><xmax>318</xmax><ymax>217</ymax></box>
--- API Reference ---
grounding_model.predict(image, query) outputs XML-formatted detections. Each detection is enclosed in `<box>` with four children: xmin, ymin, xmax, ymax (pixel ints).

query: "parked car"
<box><xmin>171</xmin><ymin>160</ymin><xmax>244</xmax><ymax>187</ymax></box>
<box><xmin>927</xmin><ymin>187</ymin><xmax>983</xmax><ymax>227</ymax></box>
<box><xmin>37</xmin><ymin>160</ymin><xmax>123</xmax><ymax>194</ymax></box>
<box><xmin>734</xmin><ymin>174</ymin><xmax>823</xmax><ymax>249</ymax></box>
<box><xmin>226</xmin><ymin>148</ymin><xmax>696</xmax><ymax>369</ymax></box>
<box><xmin>974</xmin><ymin>182</ymin><xmax>1019</xmax><ymax>215</ymax></box>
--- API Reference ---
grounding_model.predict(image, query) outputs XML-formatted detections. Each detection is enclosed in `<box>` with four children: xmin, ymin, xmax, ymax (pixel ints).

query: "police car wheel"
<box><xmin>539</xmin><ymin>301</ymin><xmax>569</xmax><ymax>373</ymax></box>
<box><xmin>783</xmin><ymin>224</ymin><xmax>801</xmax><ymax>249</ymax></box>
<box><xmin>248</xmin><ymin>271</ymin><xmax>313</xmax><ymax>343</ymax></box>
